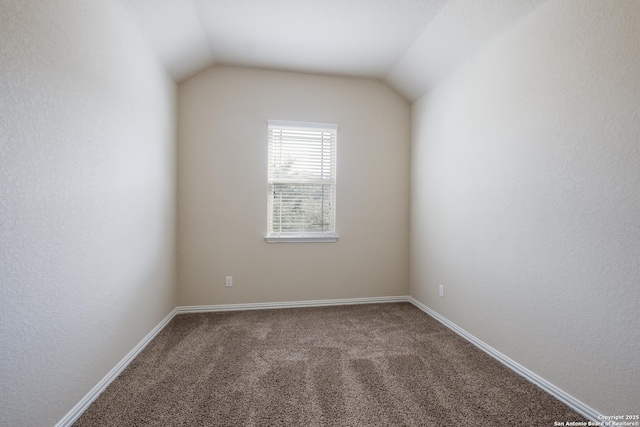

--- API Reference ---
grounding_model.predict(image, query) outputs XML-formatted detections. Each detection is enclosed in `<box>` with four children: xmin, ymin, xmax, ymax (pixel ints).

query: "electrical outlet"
<box><xmin>439</xmin><ymin>284</ymin><xmax>444</xmax><ymax>297</ymax></box>
<box><xmin>225</xmin><ymin>276</ymin><xmax>233</xmax><ymax>287</ymax></box>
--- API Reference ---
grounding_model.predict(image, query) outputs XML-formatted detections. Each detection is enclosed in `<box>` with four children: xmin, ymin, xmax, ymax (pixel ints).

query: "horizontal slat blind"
<box><xmin>267</xmin><ymin>120</ymin><xmax>337</xmax><ymax>237</ymax></box>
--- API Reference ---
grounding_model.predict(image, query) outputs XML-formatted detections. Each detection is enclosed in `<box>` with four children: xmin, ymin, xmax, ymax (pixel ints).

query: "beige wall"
<box><xmin>0</xmin><ymin>1</ymin><xmax>177</xmax><ymax>425</ymax></box>
<box><xmin>410</xmin><ymin>0</ymin><xmax>640</xmax><ymax>415</ymax></box>
<box><xmin>178</xmin><ymin>66</ymin><xmax>410</xmax><ymax>305</ymax></box>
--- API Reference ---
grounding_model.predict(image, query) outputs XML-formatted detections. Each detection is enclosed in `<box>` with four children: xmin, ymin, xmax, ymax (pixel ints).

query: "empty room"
<box><xmin>1</xmin><ymin>0</ymin><xmax>639</xmax><ymax>426</ymax></box>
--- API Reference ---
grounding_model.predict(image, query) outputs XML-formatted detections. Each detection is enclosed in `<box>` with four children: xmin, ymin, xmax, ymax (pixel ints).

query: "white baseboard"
<box><xmin>54</xmin><ymin>296</ymin><xmax>407</xmax><ymax>426</ymax></box>
<box><xmin>407</xmin><ymin>296</ymin><xmax>602</xmax><ymax>422</ymax></box>
<box><xmin>54</xmin><ymin>308</ymin><xmax>178</xmax><ymax>427</ymax></box>
<box><xmin>56</xmin><ymin>295</ymin><xmax>602</xmax><ymax>426</ymax></box>
<box><xmin>176</xmin><ymin>295</ymin><xmax>410</xmax><ymax>313</ymax></box>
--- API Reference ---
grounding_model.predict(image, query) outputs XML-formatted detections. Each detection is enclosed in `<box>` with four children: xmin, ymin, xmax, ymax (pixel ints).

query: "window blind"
<box><xmin>267</xmin><ymin>120</ymin><xmax>337</xmax><ymax>240</ymax></box>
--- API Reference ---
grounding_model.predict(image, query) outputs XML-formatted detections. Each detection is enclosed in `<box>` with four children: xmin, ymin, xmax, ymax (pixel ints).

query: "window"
<box><xmin>266</xmin><ymin>120</ymin><xmax>338</xmax><ymax>242</ymax></box>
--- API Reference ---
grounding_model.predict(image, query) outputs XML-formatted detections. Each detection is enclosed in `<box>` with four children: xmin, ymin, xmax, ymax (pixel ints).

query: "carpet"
<box><xmin>74</xmin><ymin>303</ymin><xmax>586</xmax><ymax>426</ymax></box>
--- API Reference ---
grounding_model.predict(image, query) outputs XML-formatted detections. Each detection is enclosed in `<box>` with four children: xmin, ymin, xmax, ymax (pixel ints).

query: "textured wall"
<box><xmin>178</xmin><ymin>66</ymin><xmax>410</xmax><ymax>305</ymax></box>
<box><xmin>0</xmin><ymin>1</ymin><xmax>177</xmax><ymax>426</ymax></box>
<box><xmin>411</xmin><ymin>0</ymin><xmax>640</xmax><ymax>415</ymax></box>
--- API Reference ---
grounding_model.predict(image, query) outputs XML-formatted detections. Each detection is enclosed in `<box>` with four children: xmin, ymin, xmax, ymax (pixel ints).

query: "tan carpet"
<box><xmin>75</xmin><ymin>303</ymin><xmax>586</xmax><ymax>426</ymax></box>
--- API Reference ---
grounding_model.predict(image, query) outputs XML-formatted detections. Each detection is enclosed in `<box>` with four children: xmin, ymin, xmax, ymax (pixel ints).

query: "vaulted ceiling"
<box><xmin>122</xmin><ymin>0</ymin><xmax>547</xmax><ymax>101</ymax></box>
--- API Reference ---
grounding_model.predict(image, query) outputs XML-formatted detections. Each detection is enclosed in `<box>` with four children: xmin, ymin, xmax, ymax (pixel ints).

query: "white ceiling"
<box><xmin>122</xmin><ymin>0</ymin><xmax>547</xmax><ymax>101</ymax></box>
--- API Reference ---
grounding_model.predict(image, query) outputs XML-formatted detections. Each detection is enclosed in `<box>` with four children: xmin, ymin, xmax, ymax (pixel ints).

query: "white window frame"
<box><xmin>266</xmin><ymin>120</ymin><xmax>338</xmax><ymax>243</ymax></box>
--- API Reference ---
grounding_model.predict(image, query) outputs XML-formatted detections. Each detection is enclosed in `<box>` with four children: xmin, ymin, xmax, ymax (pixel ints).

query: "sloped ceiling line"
<box><xmin>121</xmin><ymin>0</ymin><xmax>549</xmax><ymax>101</ymax></box>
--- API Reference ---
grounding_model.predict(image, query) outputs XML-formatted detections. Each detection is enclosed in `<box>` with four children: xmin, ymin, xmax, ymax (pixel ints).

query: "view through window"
<box><xmin>266</xmin><ymin>120</ymin><xmax>338</xmax><ymax>242</ymax></box>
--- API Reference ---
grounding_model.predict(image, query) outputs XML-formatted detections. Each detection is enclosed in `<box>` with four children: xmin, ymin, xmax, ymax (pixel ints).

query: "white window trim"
<box><xmin>265</xmin><ymin>235</ymin><xmax>339</xmax><ymax>243</ymax></box>
<box><xmin>265</xmin><ymin>120</ymin><xmax>338</xmax><ymax>243</ymax></box>
<box><xmin>267</xmin><ymin>119</ymin><xmax>338</xmax><ymax>130</ymax></box>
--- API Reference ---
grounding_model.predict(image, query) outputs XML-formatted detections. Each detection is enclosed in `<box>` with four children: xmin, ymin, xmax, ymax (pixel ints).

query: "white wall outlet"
<box><xmin>225</xmin><ymin>276</ymin><xmax>233</xmax><ymax>287</ymax></box>
<box><xmin>439</xmin><ymin>284</ymin><xmax>444</xmax><ymax>297</ymax></box>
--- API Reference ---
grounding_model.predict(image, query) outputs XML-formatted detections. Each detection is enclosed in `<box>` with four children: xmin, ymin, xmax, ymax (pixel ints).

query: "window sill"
<box><xmin>265</xmin><ymin>235</ymin><xmax>339</xmax><ymax>243</ymax></box>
